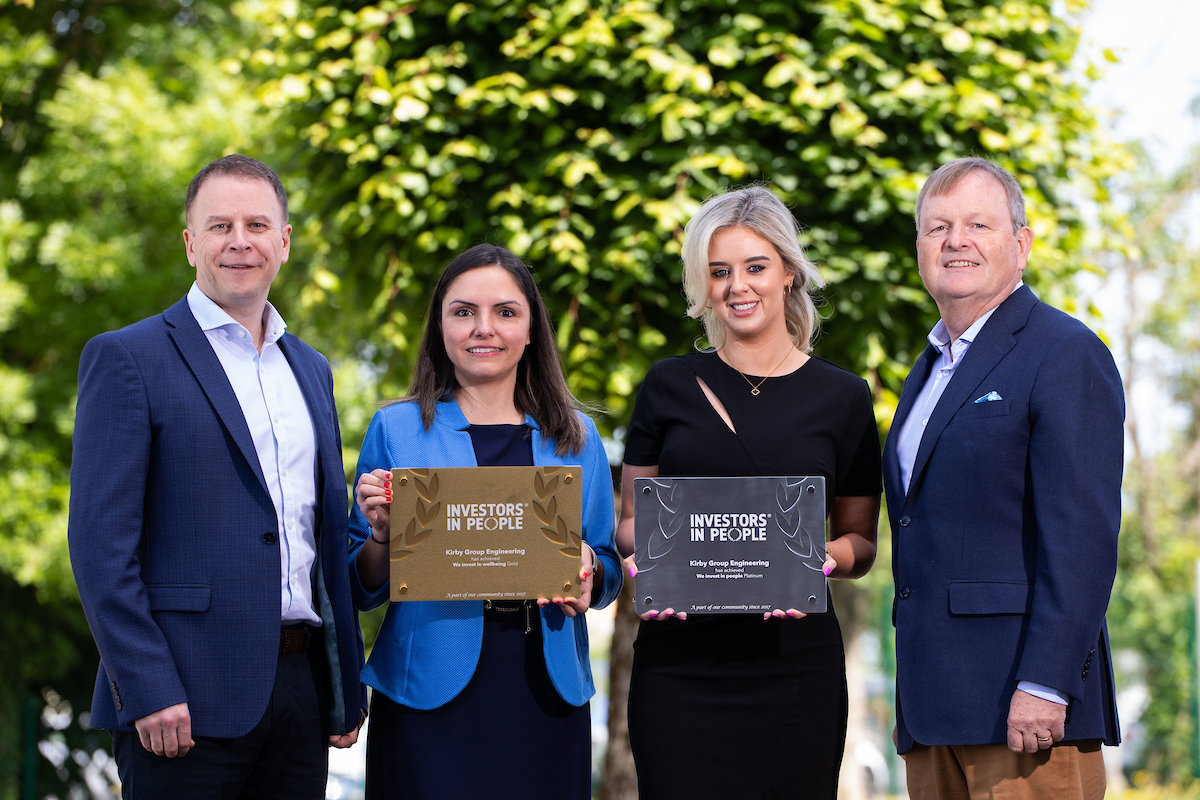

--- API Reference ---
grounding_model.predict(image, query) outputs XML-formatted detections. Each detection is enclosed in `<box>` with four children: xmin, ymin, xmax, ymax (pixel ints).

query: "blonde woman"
<box><xmin>616</xmin><ymin>186</ymin><xmax>882</xmax><ymax>799</ymax></box>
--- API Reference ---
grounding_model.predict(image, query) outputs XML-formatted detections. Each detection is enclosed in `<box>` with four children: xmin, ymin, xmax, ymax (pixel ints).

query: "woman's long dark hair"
<box><xmin>390</xmin><ymin>243</ymin><xmax>588</xmax><ymax>456</ymax></box>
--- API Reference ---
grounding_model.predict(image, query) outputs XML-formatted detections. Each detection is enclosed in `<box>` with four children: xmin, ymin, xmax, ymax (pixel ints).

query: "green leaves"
<box><xmin>244</xmin><ymin>0</ymin><xmax>1124</xmax><ymax>434</ymax></box>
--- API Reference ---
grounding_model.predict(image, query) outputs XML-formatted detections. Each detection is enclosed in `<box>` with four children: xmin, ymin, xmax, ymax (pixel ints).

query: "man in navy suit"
<box><xmin>883</xmin><ymin>157</ymin><xmax>1122</xmax><ymax>799</ymax></box>
<box><xmin>68</xmin><ymin>154</ymin><xmax>363</xmax><ymax>798</ymax></box>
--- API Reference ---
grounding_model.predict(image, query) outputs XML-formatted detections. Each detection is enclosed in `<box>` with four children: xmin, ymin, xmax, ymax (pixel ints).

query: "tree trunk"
<box><xmin>600</xmin><ymin>579</ymin><xmax>640</xmax><ymax>800</ymax></box>
<box><xmin>833</xmin><ymin>581</ymin><xmax>870</xmax><ymax>800</ymax></box>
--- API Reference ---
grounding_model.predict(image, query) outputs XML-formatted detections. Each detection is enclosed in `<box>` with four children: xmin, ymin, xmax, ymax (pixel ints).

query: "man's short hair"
<box><xmin>915</xmin><ymin>157</ymin><xmax>1027</xmax><ymax>234</ymax></box>
<box><xmin>185</xmin><ymin>154</ymin><xmax>288</xmax><ymax>227</ymax></box>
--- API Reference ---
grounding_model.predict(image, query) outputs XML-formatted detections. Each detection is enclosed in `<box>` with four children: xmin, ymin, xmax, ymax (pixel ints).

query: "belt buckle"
<box><xmin>280</xmin><ymin>626</ymin><xmax>307</xmax><ymax>654</ymax></box>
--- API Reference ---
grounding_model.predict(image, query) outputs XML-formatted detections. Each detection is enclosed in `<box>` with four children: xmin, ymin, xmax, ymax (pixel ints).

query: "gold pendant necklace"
<box><xmin>728</xmin><ymin>347</ymin><xmax>795</xmax><ymax>396</ymax></box>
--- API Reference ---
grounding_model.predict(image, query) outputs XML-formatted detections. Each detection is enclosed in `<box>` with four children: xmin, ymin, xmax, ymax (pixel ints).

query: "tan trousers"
<box><xmin>905</xmin><ymin>740</ymin><xmax>1106</xmax><ymax>800</ymax></box>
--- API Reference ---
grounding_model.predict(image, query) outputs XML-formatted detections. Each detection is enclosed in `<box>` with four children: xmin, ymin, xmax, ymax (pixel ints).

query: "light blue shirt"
<box><xmin>895</xmin><ymin>307</ymin><xmax>1000</xmax><ymax>496</ymax></box>
<box><xmin>187</xmin><ymin>283</ymin><xmax>320</xmax><ymax>626</ymax></box>
<box><xmin>895</xmin><ymin>282</ymin><xmax>1065</xmax><ymax>706</ymax></box>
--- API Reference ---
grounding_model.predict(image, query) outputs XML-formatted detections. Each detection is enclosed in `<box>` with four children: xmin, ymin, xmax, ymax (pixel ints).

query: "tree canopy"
<box><xmin>248</xmin><ymin>0</ymin><xmax>1124</xmax><ymax>424</ymax></box>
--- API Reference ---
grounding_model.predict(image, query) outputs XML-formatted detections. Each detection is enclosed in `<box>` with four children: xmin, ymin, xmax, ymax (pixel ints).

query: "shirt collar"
<box><xmin>187</xmin><ymin>282</ymin><xmax>287</xmax><ymax>345</ymax></box>
<box><xmin>927</xmin><ymin>280</ymin><xmax>1024</xmax><ymax>351</ymax></box>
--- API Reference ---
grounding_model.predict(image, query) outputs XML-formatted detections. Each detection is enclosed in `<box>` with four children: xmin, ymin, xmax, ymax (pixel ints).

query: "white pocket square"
<box><xmin>973</xmin><ymin>391</ymin><xmax>1003</xmax><ymax>404</ymax></box>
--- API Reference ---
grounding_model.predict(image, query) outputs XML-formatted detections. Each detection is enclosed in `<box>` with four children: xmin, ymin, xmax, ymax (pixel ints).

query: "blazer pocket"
<box><xmin>146</xmin><ymin>584</ymin><xmax>211</xmax><ymax>612</ymax></box>
<box><xmin>955</xmin><ymin>397</ymin><xmax>1012</xmax><ymax>420</ymax></box>
<box><xmin>949</xmin><ymin>580</ymin><xmax>1032</xmax><ymax>616</ymax></box>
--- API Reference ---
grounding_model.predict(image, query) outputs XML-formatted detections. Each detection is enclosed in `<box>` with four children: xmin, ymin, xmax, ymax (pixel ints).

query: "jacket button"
<box><xmin>899</xmin><ymin>516</ymin><xmax>911</xmax><ymax>527</ymax></box>
<box><xmin>262</xmin><ymin>531</ymin><xmax>278</xmax><ymax>544</ymax></box>
<box><xmin>110</xmin><ymin>682</ymin><xmax>122</xmax><ymax>711</ymax></box>
<box><xmin>899</xmin><ymin>587</ymin><xmax>911</xmax><ymax>599</ymax></box>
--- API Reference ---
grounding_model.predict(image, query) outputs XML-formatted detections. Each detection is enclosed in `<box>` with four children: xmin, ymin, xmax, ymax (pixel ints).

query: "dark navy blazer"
<box><xmin>68</xmin><ymin>297</ymin><xmax>364</xmax><ymax>738</ymax></box>
<box><xmin>882</xmin><ymin>285</ymin><xmax>1123</xmax><ymax>752</ymax></box>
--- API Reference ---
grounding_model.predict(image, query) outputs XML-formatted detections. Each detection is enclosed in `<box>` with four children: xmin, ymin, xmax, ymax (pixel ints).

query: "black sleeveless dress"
<box><xmin>623</xmin><ymin>352</ymin><xmax>881</xmax><ymax>800</ymax></box>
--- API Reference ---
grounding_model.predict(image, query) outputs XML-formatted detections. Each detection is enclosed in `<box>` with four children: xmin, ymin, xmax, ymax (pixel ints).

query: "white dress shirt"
<box><xmin>187</xmin><ymin>283</ymin><xmax>321</xmax><ymax>626</ymax></box>
<box><xmin>895</xmin><ymin>282</ymin><xmax>1066</xmax><ymax>706</ymax></box>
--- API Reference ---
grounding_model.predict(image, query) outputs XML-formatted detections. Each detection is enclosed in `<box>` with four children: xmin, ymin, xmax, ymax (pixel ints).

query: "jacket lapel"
<box><xmin>163</xmin><ymin>298</ymin><xmax>269</xmax><ymax>494</ymax></box>
<box><xmin>904</xmin><ymin>286</ymin><xmax>1037</xmax><ymax>503</ymax></box>
<box><xmin>883</xmin><ymin>342</ymin><xmax>937</xmax><ymax>503</ymax></box>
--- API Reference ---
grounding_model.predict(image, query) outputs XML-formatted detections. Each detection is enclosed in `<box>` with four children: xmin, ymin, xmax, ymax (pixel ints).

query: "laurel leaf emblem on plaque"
<box><xmin>640</xmin><ymin>478</ymin><xmax>682</xmax><ymax>569</ymax></box>
<box><xmin>533</xmin><ymin>469</ymin><xmax>582</xmax><ymax>557</ymax></box>
<box><xmin>391</xmin><ymin>470</ymin><xmax>439</xmax><ymax>560</ymax></box>
<box><xmin>776</xmin><ymin>479</ymin><xmax>822</xmax><ymax>569</ymax></box>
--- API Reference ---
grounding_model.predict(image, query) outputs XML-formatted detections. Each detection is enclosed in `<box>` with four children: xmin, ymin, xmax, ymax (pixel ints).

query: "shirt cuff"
<box><xmin>1018</xmin><ymin>681</ymin><xmax>1068</xmax><ymax>705</ymax></box>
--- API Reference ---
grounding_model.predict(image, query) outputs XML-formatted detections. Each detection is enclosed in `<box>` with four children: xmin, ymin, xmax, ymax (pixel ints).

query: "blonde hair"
<box><xmin>681</xmin><ymin>186</ymin><xmax>824</xmax><ymax>352</ymax></box>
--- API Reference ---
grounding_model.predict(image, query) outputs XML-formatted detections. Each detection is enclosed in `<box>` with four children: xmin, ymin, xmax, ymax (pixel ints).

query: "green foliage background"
<box><xmin>2</xmin><ymin>0</ymin><xmax>1188</xmax><ymax>796</ymax></box>
<box><xmin>247</xmin><ymin>0</ymin><xmax>1121</xmax><ymax>424</ymax></box>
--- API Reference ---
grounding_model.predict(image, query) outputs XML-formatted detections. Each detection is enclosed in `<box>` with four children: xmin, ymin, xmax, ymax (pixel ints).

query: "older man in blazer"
<box><xmin>68</xmin><ymin>155</ymin><xmax>363</xmax><ymax>798</ymax></box>
<box><xmin>882</xmin><ymin>157</ymin><xmax>1122</xmax><ymax>799</ymax></box>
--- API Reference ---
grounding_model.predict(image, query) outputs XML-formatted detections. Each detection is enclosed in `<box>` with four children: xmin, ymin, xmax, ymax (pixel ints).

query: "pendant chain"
<box><xmin>728</xmin><ymin>347</ymin><xmax>796</xmax><ymax>396</ymax></box>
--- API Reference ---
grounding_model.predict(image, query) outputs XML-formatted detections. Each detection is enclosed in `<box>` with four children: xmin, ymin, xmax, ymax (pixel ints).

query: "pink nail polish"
<box><xmin>823</xmin><ymin>564</ymin><xmax>832</xmax><ymax>576</ymax></box>
<box><xmin>628</xmin><ymin>566</ymin><xmax>636</xmax><ymax>577</ymax></box>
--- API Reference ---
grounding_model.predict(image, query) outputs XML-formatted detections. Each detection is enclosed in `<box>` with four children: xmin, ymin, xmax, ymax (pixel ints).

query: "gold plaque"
<box><xmin>388</xmin><ymin>466</ymin><xmax>584</xmax><ymax>602</ymax></box>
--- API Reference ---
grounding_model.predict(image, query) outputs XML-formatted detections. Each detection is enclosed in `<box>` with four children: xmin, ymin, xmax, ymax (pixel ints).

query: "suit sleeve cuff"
<box><xmin>1018</xmin><ymin>680</ymin><xmax>1068</xmax><ymax>705</ymax></box>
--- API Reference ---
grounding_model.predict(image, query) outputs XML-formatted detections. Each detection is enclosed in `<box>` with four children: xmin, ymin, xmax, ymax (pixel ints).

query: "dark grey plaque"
<box><xmin>632</xmin><ymin>476</ymin><xmax>827</xmax><ymax>615</ymax></box>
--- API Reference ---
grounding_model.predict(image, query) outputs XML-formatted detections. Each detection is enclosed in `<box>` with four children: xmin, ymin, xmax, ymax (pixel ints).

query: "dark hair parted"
<box><xmin>395</xmin><ymin>243</ymin><xmax>589</xmax><ymax>456</ymax></box>
<box><xmin>185</xmin><ymin>154</ymin><xmax>289</xmax><ymax>227</ymax></box>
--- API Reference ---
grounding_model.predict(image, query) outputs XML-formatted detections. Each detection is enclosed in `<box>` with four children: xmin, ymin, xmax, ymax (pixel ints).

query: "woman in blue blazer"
<box><xmin>350</xmin><ymin>244</ymin><xmax>622</xmax><ymax>800</ymax></box>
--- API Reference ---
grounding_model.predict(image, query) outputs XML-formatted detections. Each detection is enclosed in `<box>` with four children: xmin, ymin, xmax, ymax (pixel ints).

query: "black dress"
<box><xmin>365</xmin><ymin>424</ymin><xmax>591</xmax><ymax>800</ymax></box>
<box><xmin>623</xmin><ymin>352</ymin><xmax>881</xmax><ymax>800</ymax></box>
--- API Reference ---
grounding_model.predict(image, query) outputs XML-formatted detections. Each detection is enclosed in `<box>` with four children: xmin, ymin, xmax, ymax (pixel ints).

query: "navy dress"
<box><xmin>365</xmin><ymin>424</ymin><xmax>591</xmax><ymax>800</ymax></box>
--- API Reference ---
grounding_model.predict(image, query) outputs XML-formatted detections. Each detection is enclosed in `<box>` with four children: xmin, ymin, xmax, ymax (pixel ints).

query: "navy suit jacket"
<box><xmin>68</xmin><ymin>297</ymin><xmax>364</xmax><ymax>738</ymax></box>
<box><xmin>882</xmin><ymin>285</ymin><xmax>1122</xmax><ymax>753</ymax></box>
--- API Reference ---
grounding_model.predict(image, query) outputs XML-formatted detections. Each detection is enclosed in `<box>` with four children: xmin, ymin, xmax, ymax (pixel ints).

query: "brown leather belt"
<box><xmin>279</xmin><ymin>625</ymin><xmax>310</xmax><ymax>654</ymax></box>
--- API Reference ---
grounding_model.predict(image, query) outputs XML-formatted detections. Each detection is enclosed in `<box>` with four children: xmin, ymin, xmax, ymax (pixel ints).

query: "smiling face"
<box><xmin>183</xmin><ymin>175</ymin><xmax>290</xmax><ymax>325</ymax></box>
<box><xmin>441</xmin><ymin>265</ymin><xmax>532</xmax><ymax>391</ymax></box>
<box><xmin>707</xmin><ymin>226</ymin><xmax>794</xmax><ymax>345</ymax></box>
<box><xmin>916</xmin><ymin>170</ymin><xmax>1033</xmax><ymax>336</ymax></box>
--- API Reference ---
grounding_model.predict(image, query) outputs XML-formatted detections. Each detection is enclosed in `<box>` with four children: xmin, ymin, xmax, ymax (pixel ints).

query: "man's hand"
<box><xmin>135</xmin><ymin>702</ymin><xmax>194</xmax><ymax>757</ymax></box>
<box><xmin>1006</xmin><ymin>688</ymin><xmax>1066</xmax><ymax>753</ymax></box>
<box><xmin>329</xmin><ymin>728</ymin><xmax>360</xmax><ymax>749</ymax></box>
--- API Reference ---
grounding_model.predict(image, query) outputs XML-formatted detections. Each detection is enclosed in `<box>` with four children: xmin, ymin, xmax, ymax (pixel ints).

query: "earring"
<box><xmin>785</xmin><ymin>283</ymin><xmax>793</xmax><ymax>298</ymax></box>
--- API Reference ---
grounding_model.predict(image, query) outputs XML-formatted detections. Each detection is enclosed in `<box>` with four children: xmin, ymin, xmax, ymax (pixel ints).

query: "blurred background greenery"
<box><xmin>2</xmin><ymin>0</ymin><xmax>1199</xmax><ymax>797</ymax></box>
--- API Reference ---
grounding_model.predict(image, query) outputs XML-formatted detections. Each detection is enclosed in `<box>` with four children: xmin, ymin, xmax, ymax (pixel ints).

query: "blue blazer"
<box><xmin>68</xmin><ymin>297</ymin><xmax>364</xmax><ymax>737</ymax></box>
<box><xmin>348</xmin><ymin>398</ymin><xmax>621</xmax><ymax>709</ymax></box>
<box><xmin>882</xmin><ymin>285</ymin><xmax>1123</xmax><ymax>752</ymax></box>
